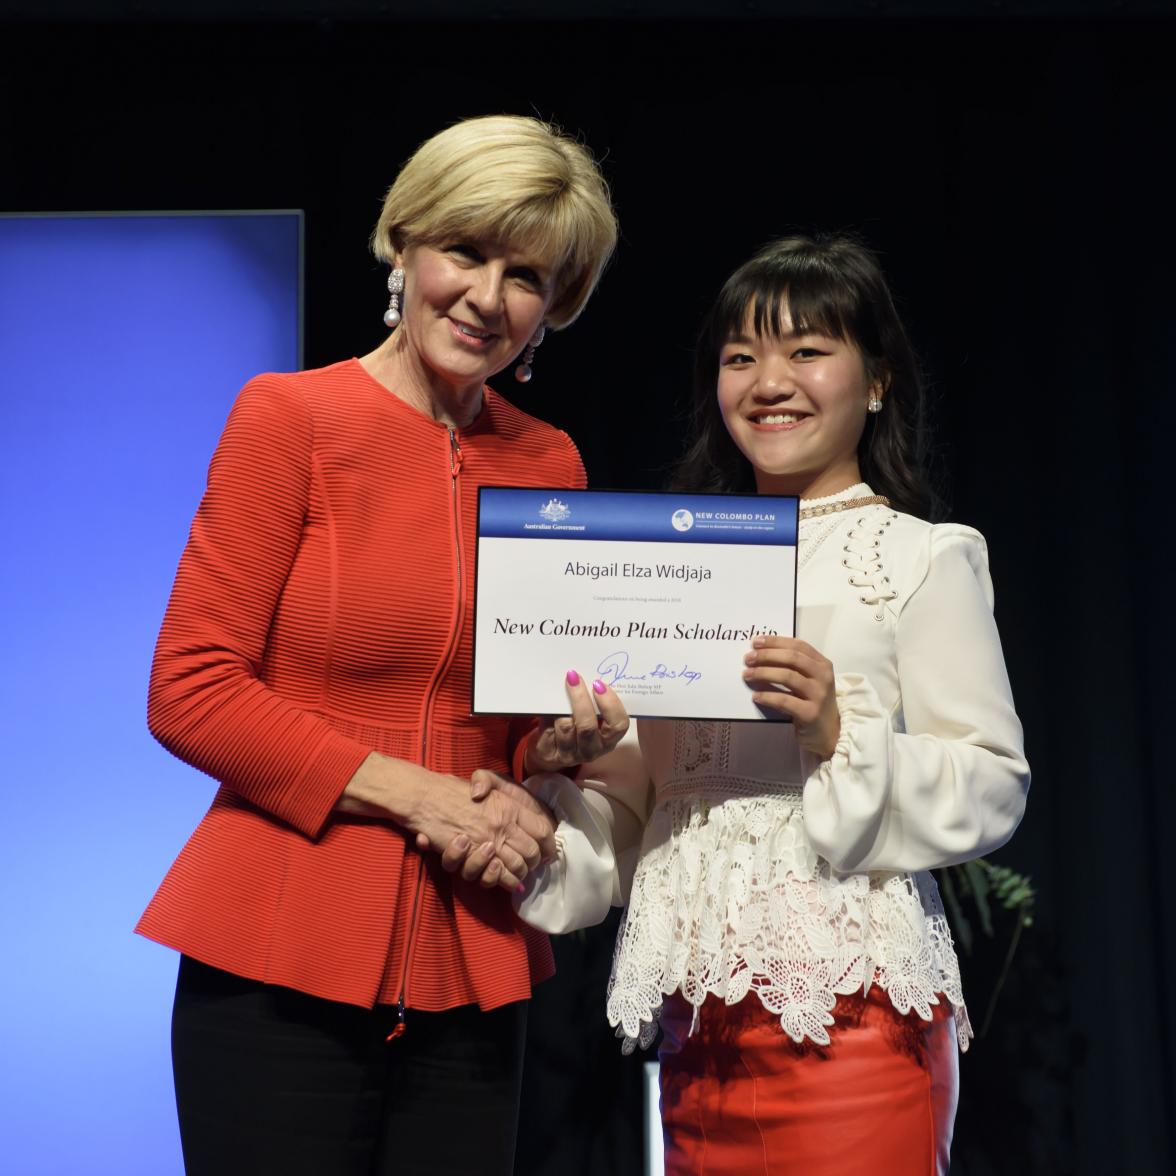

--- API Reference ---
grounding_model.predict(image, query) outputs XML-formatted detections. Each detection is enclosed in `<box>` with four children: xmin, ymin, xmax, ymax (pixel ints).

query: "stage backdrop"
<box><xmin>0</xmin><ymin>212</ymin><xmax>301</xmax><ymax>1176</ymax></box>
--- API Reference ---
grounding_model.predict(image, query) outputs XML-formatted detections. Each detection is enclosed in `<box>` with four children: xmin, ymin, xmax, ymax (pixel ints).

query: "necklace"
<box><xmin>798</xmin><ymin>494</ymin><xmax>891</xmax><ymax>521</ymax></box>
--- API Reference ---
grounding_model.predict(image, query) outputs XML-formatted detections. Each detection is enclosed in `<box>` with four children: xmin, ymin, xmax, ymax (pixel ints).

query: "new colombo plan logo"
<box><xmin>671</xmin><ymin>508</ymin><xmax>694</xmax><ymax>532</ymax></box>
<box><xmin>538</xmin><ymin>498</ymin><xmax>571</xmax><ymax>523</ymax></box>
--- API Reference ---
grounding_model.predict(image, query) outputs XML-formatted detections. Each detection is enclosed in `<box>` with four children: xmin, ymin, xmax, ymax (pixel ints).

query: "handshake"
<box><xmin>413</xmin><ymin>670</ymin><xmax>629</xmax><ymax>893</ymax></box>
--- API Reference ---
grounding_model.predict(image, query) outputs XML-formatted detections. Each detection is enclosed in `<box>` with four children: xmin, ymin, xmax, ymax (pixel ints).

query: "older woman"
<box><xmin>137</xmin><ymin>115</ymin><xmax>623</xmax><ymax>1176</ymax></box>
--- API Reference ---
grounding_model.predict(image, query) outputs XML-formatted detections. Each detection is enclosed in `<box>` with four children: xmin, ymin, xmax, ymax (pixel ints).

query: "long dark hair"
<box><xmin>671</xmin><ymin>233</ymin><xmax>941</xmax><ymax>520</ymax></box>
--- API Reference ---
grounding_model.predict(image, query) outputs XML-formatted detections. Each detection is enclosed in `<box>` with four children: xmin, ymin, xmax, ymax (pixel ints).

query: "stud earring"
<box><xmin>514</xmin><ymin>325</ymin><xmax>546</xmax><ymax>383</ymax></box>
<box><xmin>867</xmin><ymin>395</ymin><xmax>883</xmax><ymax>413</ymax></box>
<box><xmin>383</xmin><ymin>268</ymin><xmax>405</xmax><ymax>328</ymax></box>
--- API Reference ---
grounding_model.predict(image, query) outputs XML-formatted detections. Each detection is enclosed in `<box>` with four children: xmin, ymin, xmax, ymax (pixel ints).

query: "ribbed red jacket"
<box><xmin>137</xmin><ymin>359</ymin><xmax>586</xmax><ymax>1010</ymax></box>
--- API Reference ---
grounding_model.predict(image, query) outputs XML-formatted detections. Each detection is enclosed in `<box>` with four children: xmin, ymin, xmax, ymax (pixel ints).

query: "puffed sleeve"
<box><xmin>801</xmin><ymin>525</ymin><xmax>1029</xmax><ymax>873</ymax></box>
<box><xmin>147</xmin><ymin>375</ymin><xmax>371</xmax><ymax>838</ymax></box>
<box><xmin>514</xmin><ymin>728</ymin><xmax>652</xmax><ymax>933</ymax></box>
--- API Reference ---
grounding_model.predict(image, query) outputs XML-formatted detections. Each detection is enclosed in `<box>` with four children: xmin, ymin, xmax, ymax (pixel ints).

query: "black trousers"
<box><xmin>516</xmin><ymin>912</ymin><xmax>646</xmax><ymax>1176</ymax></box>
<box><xmin>172</xmin><ymin>956</ymin><xmax>528</xmax><ymax>1176</ymax></box>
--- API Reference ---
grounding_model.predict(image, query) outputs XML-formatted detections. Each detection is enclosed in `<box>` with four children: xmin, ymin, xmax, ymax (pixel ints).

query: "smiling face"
<box><xmin>395</xmin><ymin>237</ymin><xmax>555</xmax><ymax>402</ymax></box>
<box><xmin>716</xmin><ymin>305</ymin><xmax>883</xmax><ymax>499</ymax></box>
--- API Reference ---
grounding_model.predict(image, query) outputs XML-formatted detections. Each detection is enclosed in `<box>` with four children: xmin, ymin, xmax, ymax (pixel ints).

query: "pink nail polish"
<box><xmin>516</xmin><ymin>884</ymin><xmax>526</xmax><ymax>894</ymax></box>
<box><xmin>592</xmin><ymin>678</ymin><xmax>607</xmax><ymax>695</ymax></box>
<box><xmin>566</xmin><ymin>669</ymin><xmax>581</xmax><ymax>686</ymax></box>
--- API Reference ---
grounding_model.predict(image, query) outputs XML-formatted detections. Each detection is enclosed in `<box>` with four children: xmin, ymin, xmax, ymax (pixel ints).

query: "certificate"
<box><xmin>473</xmin><ymin>488</ymin><xmax>798</xmax><ymax>721</ymax></box>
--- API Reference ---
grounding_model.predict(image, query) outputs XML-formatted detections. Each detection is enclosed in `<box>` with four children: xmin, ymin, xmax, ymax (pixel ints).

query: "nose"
<box><xmin>466</xmin><ymin>263</ymin><xmax>505</xmax><ymax>320</ymax></box>
<box><xmin>754</xmin><ymin>355</ymin><xmax>796</xmax><ymax>399</ymax></box>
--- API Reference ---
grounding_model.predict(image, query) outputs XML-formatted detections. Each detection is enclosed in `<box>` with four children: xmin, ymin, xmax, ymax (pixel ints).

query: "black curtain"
<box><xmin>4</xmin><ymin>12</ymin><xmax>1171</xmax><ymax>1174</ymax></box>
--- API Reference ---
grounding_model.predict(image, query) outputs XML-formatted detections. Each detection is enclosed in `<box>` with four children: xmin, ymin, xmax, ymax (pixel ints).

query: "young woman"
<box><xmin>495</xmin><ymin>234</ymin><xmax>1030</xmax><ymax>1175</ymax></box>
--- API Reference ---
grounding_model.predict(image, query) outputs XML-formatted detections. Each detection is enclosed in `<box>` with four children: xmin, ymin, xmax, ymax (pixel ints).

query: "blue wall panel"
<box><xmin>0</xmin><ymin>213</ymin><xmax>301</xmax><ymax>1175</ymax></box>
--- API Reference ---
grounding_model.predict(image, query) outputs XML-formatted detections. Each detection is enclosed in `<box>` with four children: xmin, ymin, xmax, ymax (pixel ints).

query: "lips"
<box><xmin>749</xmin><ymin>410</ymin><xmax>811</xmax><ymax>429</ymax></box>
<box><xmin>448</xmin><ymin>318</ymin><xmax>497</xmax><ymax>345</ymax></box>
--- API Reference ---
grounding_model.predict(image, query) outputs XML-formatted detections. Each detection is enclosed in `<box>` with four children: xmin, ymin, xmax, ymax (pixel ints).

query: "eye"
<box><xmin>720</xmin><ymin>350</ymin><xmax>754</xmax><ymax>366</ymax></box>
<box><xmin>446</xmin><ymin>242</ymin><xmax>483</xmax><ymax>262</ymax></box>
<box><xmin>791</xmin><ymin>347</ymin><xmax>827</xmax><ymax>360</ymax></box>
<box><xmin>508</xmin><ymin>266</ymin><xmax>545</xmax><ymax>291</ymax></box>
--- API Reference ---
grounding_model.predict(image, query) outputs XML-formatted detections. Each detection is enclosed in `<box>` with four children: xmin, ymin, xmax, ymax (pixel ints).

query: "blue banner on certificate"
<box><xmin>473</xmin><ymin>488</ymin><xmax>799</xmax><ymax>721</ymax></box>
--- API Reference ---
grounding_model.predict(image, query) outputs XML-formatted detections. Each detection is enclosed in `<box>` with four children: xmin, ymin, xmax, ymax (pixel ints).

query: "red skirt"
<box><xmin>658</xmin><ymin>988</ymin><xmax>958</xmax><ymax>1176</ymax></box>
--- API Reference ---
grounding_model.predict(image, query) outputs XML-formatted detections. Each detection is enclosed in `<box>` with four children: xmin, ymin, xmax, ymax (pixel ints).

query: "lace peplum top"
<box><xmin>517</xmin><ymin>484</ymin><xmax>1030</xmax><ymax>1053</ymax></box>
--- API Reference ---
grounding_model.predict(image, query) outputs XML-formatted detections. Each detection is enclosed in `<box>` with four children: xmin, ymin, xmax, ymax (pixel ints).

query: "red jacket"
<box><xmin>137</xmin><ymin>359</ymin><xmax>586</xmax><ymax>1010</ymax></box>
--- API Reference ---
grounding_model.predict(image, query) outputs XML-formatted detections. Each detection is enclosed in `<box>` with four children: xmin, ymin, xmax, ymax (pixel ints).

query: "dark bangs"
<box><xmin>704</xmin><ymin>240</ymin><xmax>888</xmax><ymax>369</ymax></box>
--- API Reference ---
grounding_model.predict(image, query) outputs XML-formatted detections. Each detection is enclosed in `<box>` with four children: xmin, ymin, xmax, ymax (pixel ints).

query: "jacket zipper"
<box><xmin>388</xmin><ymin>426</ymin><xmax>465</xmax><ymax>1041</ymax></box>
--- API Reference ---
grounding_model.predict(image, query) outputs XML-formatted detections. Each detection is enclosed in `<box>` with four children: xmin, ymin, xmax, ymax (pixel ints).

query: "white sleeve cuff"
<box><xmin>801</xmin><ymin>672</ymin><xmax>894</xmax><ymax>872</ymax></box>
<box><xmin>512</xmin><ymin>773</ymin><xmax>618</xmax><ymax>934</ymax></box>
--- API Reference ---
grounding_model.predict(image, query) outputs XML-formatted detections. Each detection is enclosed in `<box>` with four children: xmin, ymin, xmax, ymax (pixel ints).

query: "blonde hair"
<box><xmin>371</xmin><ymin>115</ymin><xmax>618</xmax><ymax>329</ymax></box>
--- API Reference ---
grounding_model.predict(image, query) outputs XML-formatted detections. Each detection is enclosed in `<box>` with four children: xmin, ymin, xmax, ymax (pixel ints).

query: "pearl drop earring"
<box><xmin>383</xmin><ymin>268</ymin><xmax>404</xmax><ymax>328</ymax></box>
<box><xmin>867</xmin><ymin>395</ymin><xmax>883</xmax><ymax>413</ymax></box>
<box><xmin>514</xmin><ymin>325</ymin><xmax>546</xmax><ymax>383</ymax></box>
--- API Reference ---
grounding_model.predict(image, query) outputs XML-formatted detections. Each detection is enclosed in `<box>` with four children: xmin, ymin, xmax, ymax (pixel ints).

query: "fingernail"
<box><xmin>742</xmin><ymin>668</ymin><xmax>754</xmax><ymax>679</ymax></box>
<box><xmin>453</xmin><ymin>835</ymin><xmax>469</xmax><ymax>850</ymax></box>
<box><xmin>480</xmin><ymin>841</ymin><xmax>494</xmax><ymax>854</ymax></box>
<box><xmin>542</xmin><ymin>855</ymin><xmax>555</xmax><ymax>866</ymax></box>
<box><xmin>566</xmin><ymin>669</ymin><xmax>581</xmax><ymax>686</ymax></box>
<box><xmin>743</xmin><ymin>652</ymin><xmax>755</xmax><ymax>665</ymax></box>
<box><xmin>752</xmin><ymin>636</ymin><xmax>766</xmax><ymax>648</ymax></box>
<box><xmin>516</xmin><ymin>884</ymin><xmax>526</xmax><ymax>894</ymax></box>
<box><xmin>592</xmin><ymin>678</ymin><xmax>606</xmax><ymax>695</ymax></box>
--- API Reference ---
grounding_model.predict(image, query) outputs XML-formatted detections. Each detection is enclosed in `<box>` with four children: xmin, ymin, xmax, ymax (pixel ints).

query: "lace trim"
<box><xmin>605</xmin><ymin>793</ymin><xmax>972</xmax><ymax>1054</ymax></box>
<box><xmin>797</xmin><ymin>512</ymin><xmax>845</xmax><ymax>569</ymax></box>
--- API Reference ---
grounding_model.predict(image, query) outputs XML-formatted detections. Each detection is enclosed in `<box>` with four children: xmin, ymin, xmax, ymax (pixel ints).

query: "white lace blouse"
<box><xmin>516</xmin><ymin>485</ymin><xmax>1029</xmax><ymax>1053</ymax></box>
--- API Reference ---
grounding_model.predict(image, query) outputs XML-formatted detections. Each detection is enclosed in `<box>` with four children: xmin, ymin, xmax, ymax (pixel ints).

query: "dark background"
<box><xmin>3</xmin><ymin>3</ymin><xmax>1172</xmax><ymax>1173</ymax></box>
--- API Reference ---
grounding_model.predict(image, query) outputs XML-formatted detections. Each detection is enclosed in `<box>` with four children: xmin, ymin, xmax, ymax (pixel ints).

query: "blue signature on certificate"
<box><xmin>597</xmin><ymin>650</ymin><xmax>702</xmax><ymax>686</ymax></box>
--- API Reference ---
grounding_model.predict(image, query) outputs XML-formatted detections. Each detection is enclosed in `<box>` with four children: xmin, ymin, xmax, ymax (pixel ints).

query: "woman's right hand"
<box><xmin>434</xmin><ymin>774</ymin><xmax>558</xmax><ymax>891</ymax></box>
<box><xmin>338</xmin><ymin>754</ymin><xmax>555</xmax><ymax>891</ymax></box>
<box><xmin>441</xmin><ymin>672</ymin><xmax>634</xmax><ymax>888</ymax></box>
<box><xmin>409</xmin><ymin>770</ymin><xmax>556</xmax><ymax>890</ymax></box>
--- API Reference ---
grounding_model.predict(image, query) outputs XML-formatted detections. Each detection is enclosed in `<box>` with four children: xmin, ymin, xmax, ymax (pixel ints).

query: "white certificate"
<box><xmin>473</xmin><ymin>488</ymin><xmax>798</xmax><ymax>720</ymax></box>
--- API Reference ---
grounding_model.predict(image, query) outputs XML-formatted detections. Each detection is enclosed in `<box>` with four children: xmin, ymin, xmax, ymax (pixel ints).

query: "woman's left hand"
<box><xmin>743</xmin><ymin>636</ymin><xmax>841</xmax><ymax>761</ymax></box>
<box><xmin>523</xmin><ymin>670</ymin><xmax>630</xmax><ymax>773</ymax></box>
